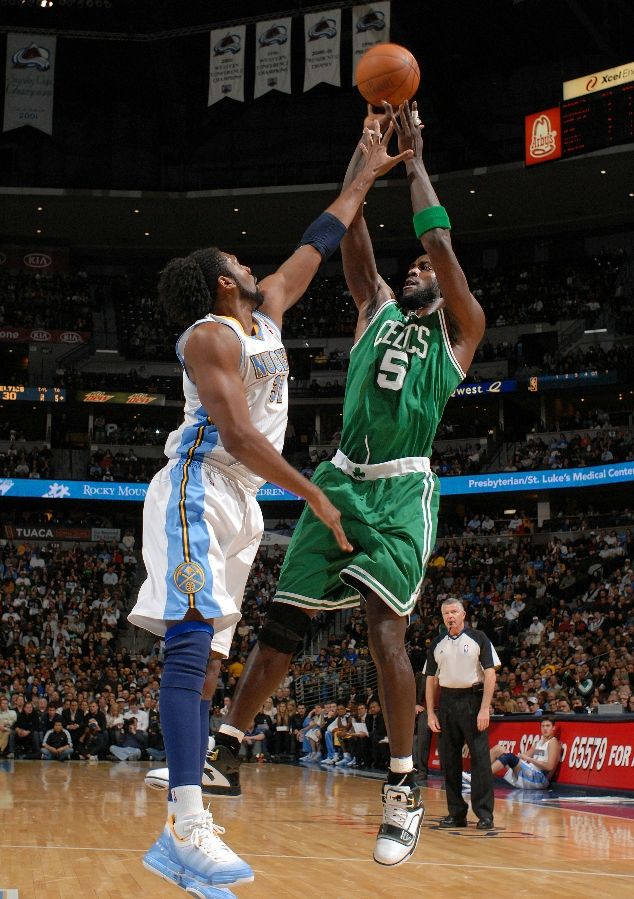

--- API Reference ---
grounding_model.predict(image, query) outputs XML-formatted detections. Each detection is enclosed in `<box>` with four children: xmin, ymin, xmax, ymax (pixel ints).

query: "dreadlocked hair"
<box><xmin>157</xmin><ymin>247</ymin><xmax>230</xmax><ymax>326</ymax></box>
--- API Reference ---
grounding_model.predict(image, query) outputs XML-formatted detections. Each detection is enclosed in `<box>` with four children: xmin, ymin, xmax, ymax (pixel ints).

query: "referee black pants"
<box><xmin>438</xmin><ymin>690</ymin><xmax>494</xmax><ymax>821</ymax></box>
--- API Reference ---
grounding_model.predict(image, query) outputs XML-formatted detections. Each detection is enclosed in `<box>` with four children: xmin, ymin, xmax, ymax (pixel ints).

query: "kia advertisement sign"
<box><xmin>525</xmin><ymin>107</ymin><xmax>562</xmax><ymax>166</ymax></box>
<box><xmin>427</xmin><ymin>716</ymin><xmax>634</xmax><ymax>791</ymax></box>
<box><xmin>0</xmin><ymin>244</ymin><xmax>69</xmax><ymax>272</ymax></box>
<box><xmin>0</xmin><ymin>327</ymin><xmax>89</xmax><ymax>344</ymax></box>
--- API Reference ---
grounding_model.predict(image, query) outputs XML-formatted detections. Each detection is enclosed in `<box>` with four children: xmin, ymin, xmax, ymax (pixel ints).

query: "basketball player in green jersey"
<box><xmin>211</xmin><ymin>101</ymin><xmax>485</xmax><ymax>867</ymax></box>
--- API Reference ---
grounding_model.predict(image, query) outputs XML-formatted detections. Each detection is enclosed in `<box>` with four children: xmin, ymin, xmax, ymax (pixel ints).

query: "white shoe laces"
<box><xmin>188</xmin><ymin>810</ymin><xmax>236</xmax><ymax>863</ymax></box>
<box><xmin>384</xmin><ymin>802</ymin><xmax>409</xmax><ymax>829</ymax></box>
<box><xmin>383</xmin><ymin>789</ymin><xmax>414</xmax><ymax>829</ymax></box>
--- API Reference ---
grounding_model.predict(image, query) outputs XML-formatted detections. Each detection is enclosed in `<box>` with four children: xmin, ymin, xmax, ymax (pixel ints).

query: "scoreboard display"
<box><xmin>525</xmin><ymin>77</ymin><xmax>634</xmax><ymax>166</ymax></box>
<box><xmin>0</xmin><ymin>385</ymin><xmax>65</xmax><ymax>402</ymax></box>
<box><xmin>562</xmin><ymin>82</ymin><xmax>634</xmax><ymax>157</ymax></box>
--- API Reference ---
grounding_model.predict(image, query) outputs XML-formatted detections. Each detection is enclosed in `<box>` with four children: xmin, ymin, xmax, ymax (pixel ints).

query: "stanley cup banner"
<box><xmin>208</xmin><ymin>25</ymin><xmax>246</xmax><ymax>106</ymax></box>
<box><xmin>352</xmin><ymin>2</ymin><xmax>390</xmax><ymax>84</ymax></box>
<box><xmin>3</xmin><ymin>33</ymin><xmax>56</xmax><ymax>134</ymax></box>
<box><xmin>303</xmin><ymin>9</ymin><xmax>341</xmax><ymax>92</ymax></box>
<box><xmin>254</xmin><ymin>17</ymin><xmax>292</xmax><ymax>99</ymax></box>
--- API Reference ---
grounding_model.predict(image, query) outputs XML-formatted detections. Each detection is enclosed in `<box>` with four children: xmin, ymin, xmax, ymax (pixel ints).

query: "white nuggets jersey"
<box><xmin>129</xmin><ymin>309</ymin><xmax>287</xmax><ymax>640</ymax></box>
<box><xmin>164</xmin><ymin>310</ymin><xmax>289</xmax><ymax>489</ymax></box>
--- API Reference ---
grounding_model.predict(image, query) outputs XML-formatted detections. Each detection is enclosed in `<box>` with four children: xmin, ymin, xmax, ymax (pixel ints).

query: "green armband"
<box><xmin>413</xmin><ymin>206</ymin><xmax>451</xmax><ymax>239</ymax></box>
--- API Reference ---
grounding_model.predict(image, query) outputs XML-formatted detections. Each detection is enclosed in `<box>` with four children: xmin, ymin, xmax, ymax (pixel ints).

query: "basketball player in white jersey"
<box><xmin>463</xmin><ymin>716</ymin><xmax>561</xmax><ymax>791</ymax></box>
<box><xmin>130</xmin><ymin>121</ymin><xmax>413</xmax><ymax>899</ymax></box>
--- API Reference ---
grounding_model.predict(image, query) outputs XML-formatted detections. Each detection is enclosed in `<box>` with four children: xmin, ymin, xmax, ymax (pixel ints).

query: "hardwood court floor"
<box><xmin>1</xmin><ymin>760</ymin><xmax>633</xmax><ymax>899</ymax></box>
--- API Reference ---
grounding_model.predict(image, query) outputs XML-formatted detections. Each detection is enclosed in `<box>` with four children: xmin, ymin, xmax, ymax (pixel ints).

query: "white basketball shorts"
<box><xmin>503</xmin><ymin>760</ymin><xmax>550</xmax><ymax>790</ymax></box>
<box><xmin>128</xmin><ymin>458</ymin><xmax>263</xmax><ymax>658</ymax></box>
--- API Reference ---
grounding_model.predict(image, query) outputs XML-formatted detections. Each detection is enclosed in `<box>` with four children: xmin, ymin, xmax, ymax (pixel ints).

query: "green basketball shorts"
<box><xmin>274</xmin><ymin>451</ymin><xmax>439</xmax><ymax>617</ymax></box>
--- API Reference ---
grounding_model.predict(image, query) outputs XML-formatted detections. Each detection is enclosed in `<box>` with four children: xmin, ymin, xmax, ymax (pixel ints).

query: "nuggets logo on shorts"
<box><xmin>173</xmin><ymin>561</ymin><xmax>205</xmax><ymax>594</ymax></box>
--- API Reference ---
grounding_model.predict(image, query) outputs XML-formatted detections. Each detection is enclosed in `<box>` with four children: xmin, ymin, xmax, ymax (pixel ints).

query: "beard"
<box><xmin>398</xmin><ymin>280</ymin><xmax>440</xmax><ymax>311</ymax></box>
<box><xmin>240</xmin><ymin>283</ymin><xmax>265</xmax><ymax>308</ymax></box>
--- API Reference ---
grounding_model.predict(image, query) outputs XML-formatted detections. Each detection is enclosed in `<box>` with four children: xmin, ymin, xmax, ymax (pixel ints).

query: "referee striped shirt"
<box><xmin>424</xmin><ymin>628</ymin><xmax>500</xmax><ymax>688</ymax></box>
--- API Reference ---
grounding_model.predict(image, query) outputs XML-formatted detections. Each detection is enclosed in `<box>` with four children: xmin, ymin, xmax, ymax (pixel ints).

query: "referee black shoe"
<box><xmin>373</xmin><ymin>781</ymin><xmax>424</xmax><ymax>866</ymax></box>
<box><xmin>439</xmin><ymin>815</ymin><xmax>468</xmax><ymax>828</ymax></box>
<box><xmin>144</xmin><ymin>737</ymin><xmax>242</xmax><ymax>798</ymax></box>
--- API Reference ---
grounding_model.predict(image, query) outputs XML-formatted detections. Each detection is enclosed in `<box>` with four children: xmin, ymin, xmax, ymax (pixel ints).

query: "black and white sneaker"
<box><xmin>373</xmin><ymin>781</ymin><xmax>424</xmax><ymax>867</ymax></box>
<box><xmin>144</xmin><ymin>739</ymin><xmax>242</xmax><ymax>799</ymax></box>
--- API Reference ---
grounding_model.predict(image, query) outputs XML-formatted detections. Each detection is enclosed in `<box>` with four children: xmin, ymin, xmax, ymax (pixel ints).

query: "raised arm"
<box><xmin>184</xmin><ymin>322</ymin><xmax>353</xmax><ymax>551</ymax></box>
<box><xmin>259</xmin><ymin>121</ymin><xmax>412</xmax><ymax>328</ymax></box>
<box><xmin>395</xmin><ymin>101</ymin><xmax>485</xmax><ymax>374</ymax></box>
<box><xmin>340</xmin><ymin>111</ymin><xmax>393</xmax><ymax>313</ymax></box>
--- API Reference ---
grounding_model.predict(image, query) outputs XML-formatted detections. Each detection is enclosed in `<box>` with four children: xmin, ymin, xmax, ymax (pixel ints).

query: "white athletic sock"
<box><xmin>218</xmin><ymin>723</ymin><xmax>245</xmax><ymax>743</ymax></box>
<box><xmin>390</xmin><ymin>755</ymin><xmax>414</xmax><ymax>775</ymax></box>
<box><xmin>170</xmin><ymin>785</ymin><xmax>204</xmax><ymax>836</ymax></box>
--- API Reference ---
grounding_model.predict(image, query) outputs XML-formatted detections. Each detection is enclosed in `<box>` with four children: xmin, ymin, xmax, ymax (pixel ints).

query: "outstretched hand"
<box><xmin>363</xmin><ymin>101</ymin><xmax>390</xmax><ymax>134</ymax></box>
<box><xmin>359</xmin><ymin>119</ymin><xmax>413</xmax><ymax>178</ymax></box>
<box><xmin>389</xmin><ymin>99</ymin><xmax>424</xmax><ymax>157</ymax></box>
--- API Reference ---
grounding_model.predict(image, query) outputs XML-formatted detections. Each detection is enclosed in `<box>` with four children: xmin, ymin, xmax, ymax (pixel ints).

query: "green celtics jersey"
<box><xmin>339</xmin><ymin>301</ymin><xmax>465</xmax><ymax>463</ymax></box>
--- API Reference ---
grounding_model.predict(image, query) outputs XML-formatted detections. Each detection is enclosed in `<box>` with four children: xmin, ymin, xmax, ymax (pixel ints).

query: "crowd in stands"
<box><xmin>1</xmin><ymin>506</ymin><xmax>632</xmax><ymax>766</ymax></box>
<box><xmin>468</xmin><ymin>254</ymin><xmax>624</xmax><ymax>330</ymax></box>
<box><xmin>503</xmin><ymin>428</ymin><xmax>634</xmax><ymax>472</ymax></box>
<box><xmin>108</xmin><ymin>252</ymin><xmax>629</xmax><ymax>356</ymax></box>
<box><xmin>87</xmin><ymin>449</ymin><xmax>162</xmax><ymax>484</ymax></box>
<box><xmin>0</xmin><ymin>271</ymin><xmax>95</xmax><ymax>332</ymax></box>
<box><xmin>0</xmin><ymin>444</ymin><xmax>52</xmax><ymax>479</ymax></box>
<box><xmin>431</xmin><ymin>442</ymin><xmax>487</xmax><ymax>477</ymax></box>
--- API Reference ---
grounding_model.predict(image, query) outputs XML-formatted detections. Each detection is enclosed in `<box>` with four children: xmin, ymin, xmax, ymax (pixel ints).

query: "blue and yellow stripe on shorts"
<box><xmin>164</xmin><ymin>423</ymin><xmax>214</xmax><ymax>618</ymax></box>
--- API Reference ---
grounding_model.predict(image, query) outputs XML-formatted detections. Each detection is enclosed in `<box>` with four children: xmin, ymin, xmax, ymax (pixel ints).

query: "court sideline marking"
<box><xmin>0</xmin><ymin>845</ymin><xmax>633</xmax><ymax>879</ymax></box>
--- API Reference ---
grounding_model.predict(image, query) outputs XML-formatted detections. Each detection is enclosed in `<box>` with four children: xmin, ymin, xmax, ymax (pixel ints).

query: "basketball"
<box><xmin>356</xmin><ymin>43</ymin><xmax>420</xmax><ymax>108</ymax></box>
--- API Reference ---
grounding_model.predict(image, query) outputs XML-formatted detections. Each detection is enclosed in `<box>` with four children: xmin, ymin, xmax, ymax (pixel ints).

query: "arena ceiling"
<box><xmin>1</xmin><ymin>144</ymin><xmax>632</xmax><ymax>256</ymax></box>
<box><xmin>0</xmin><ymin>1</ymin><xmax>632</xmax><ymax>256</ymax></box>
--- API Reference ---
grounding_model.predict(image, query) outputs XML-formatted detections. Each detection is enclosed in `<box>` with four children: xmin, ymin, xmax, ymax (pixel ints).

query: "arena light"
<box><xmin>504</xmin><ymin>509</ymin><xmax>516</xmax><ymax>515</ymax></box>
<box><xmin>584</xmin><ymin>328</ymin><xmax>607</xmax><ymax>334</ymax></box>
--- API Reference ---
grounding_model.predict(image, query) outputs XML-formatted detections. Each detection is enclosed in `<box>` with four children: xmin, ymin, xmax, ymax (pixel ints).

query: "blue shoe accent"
<box><xmin>143</xmin><ymin>832</ymin><xmax>238</xmax><ymax>897</ymax></box>
<box><xmin>155</xmin><ymin>815</ymin><xmax>253</xmax><ymax>887</ymax></box>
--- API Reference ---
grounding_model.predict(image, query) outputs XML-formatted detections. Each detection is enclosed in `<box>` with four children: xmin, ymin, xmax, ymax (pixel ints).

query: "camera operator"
<box><xmin>110</xmin><ymin>716</ymin><xmax>147</xmax><ymax>761</ymax></box>
<box><xmin>78</xmin><ymin>717</ymin><xmax>109</xmax><ymax>760</ymax></box>
<box><xmin>145</xmin><ymin>704</ymin><xmax>166</xmax><ymax>761</ymax></box>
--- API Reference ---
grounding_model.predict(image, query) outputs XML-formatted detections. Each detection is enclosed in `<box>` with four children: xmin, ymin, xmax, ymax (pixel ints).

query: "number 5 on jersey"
<box><xmin>377</xmin><ymin>349</ymin><xmax>408</xmax><ymax>391</ymax></box>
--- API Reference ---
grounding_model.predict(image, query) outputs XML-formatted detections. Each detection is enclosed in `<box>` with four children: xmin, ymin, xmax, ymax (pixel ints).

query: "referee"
<box><xmin>425</xmin><ymin>598</ymin><xmax>500</xmax><ymax>830</ymax></box>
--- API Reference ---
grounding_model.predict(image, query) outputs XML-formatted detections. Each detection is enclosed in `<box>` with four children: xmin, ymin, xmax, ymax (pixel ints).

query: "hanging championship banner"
<box><xmin>3</xmin><ymin>33</ymin><xmax>56</xmax><ymax>134</ymax></box>
<box><xmin>208</xmin><ymin>25</ymin><xmax>246</xmax><ymax>106</ymax></box>
<box><xmin>254</xmin><ymin>17</ymin><xmax>292</xmax><ymax>99</ymax></box>
<box><xmin>352</xmin><ymin>2</ymin><xmax>390</xmax><ymax>84</ymax></box>
<box><xmin>303</xmin><ymin>9</ymin><xmax>341</xmax><ymax>92</ymax></box>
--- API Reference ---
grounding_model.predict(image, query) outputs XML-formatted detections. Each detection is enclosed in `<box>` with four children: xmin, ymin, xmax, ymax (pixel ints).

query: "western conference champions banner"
<box><xmin>352</xmin><ymin>2</ymin><xmax>390</xmax><ymax>84</ymax></box>
<box><xmin>254</xmin><ymin>17</ymin><xmax>292</xmax><ymax>99</ymax></box>
<box><xmin>208</xmin><ymin>25</ymin><xmax>246</xmax><ymax>105</ymax></box>
<box><xmin>3</xmin><ymin>33</ymin><xmax>56</xmax><ymax>134</ymax></box>
<box><xmin>303</xmin><ymin>9</ymin><xmax>341</xmax><ymax>92</ymax></box>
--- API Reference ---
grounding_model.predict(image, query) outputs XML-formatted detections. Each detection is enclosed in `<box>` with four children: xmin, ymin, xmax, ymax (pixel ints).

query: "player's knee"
<box><xmin>368</xmin><ymin>619</ymin><xmax>407</xmax><ymax>661</ymax></box>
<box><xmin>161</xmin><ymin>621</ymin><xmax>213</xmax><ymax>692</ymax></box>
<box><xmin>499</xmin><ymin>752</ymin><xmax>520</xmax><ymax>768</ymax></box>
<box><xmin>258</xmin><ymin>603</ymin><xmax>312</xmax><ymax>654</ymax></box>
